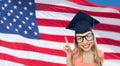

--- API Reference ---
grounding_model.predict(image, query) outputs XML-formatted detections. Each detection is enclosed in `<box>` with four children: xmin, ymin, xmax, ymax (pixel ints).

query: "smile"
<box><xmin>82</xmin><ymin>44</ymin><xmax>90</xmax><ymax>49</ymax></box>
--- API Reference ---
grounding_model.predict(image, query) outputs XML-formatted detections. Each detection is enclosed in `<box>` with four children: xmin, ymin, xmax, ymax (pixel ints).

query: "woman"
<box><xmin>63</xmin><ymin>11</ymin><xmax>104</xmax><ymax>66</ymax></box>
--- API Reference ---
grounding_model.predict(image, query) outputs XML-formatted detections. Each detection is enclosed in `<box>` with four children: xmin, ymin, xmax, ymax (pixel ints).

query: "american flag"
<box><xmin>0</xmin><ymin>0</ymin><xmax>120</xmax><ymax>66</ymax></box>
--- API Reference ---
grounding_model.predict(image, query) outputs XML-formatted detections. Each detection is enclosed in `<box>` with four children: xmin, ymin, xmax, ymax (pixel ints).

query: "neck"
<box><xmin>83</xmin><ymin>50</ymin><xmax>92</xmax><ymax>54</ymax></box>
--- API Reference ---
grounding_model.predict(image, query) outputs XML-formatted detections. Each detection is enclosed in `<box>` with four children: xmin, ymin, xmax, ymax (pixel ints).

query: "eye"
<box><xmin>86</xmin><ymin>33</ymin><xmax>92</xmax><ymax>37</ymax></box>
<box><xmin>76</xmin><ymin>36</ymin><xmax>82</xmax><ymax>40</ymax></box>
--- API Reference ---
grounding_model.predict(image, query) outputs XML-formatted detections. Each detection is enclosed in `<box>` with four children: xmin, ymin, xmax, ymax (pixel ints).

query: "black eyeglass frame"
<box><xmin>75</xmin><ymin>32</ymin><xmax>94</xmax><ymax>43</ymax></box>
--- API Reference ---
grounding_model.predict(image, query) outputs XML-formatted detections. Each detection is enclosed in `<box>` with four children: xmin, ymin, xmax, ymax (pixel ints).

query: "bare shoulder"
<box><xmin>98</xmin><ymin>49</ymin><xmax>104</xmax><ymax>63</ymax></box>
<box><xmin>98</xmin><ymin>50</ymin><xmax>104</xmax><ymax>56</ymax></box>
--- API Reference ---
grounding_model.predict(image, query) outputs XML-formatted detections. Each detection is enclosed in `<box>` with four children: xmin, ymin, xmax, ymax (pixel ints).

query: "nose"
<box><xmin>82</xmin><ymin>38</ymin><xmax>88</xmax><ymax>44</ymax></box>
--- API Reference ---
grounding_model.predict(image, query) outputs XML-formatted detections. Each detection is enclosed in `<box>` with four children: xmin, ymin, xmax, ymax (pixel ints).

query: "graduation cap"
<box><xmin>66</xmin><ymin>11</ymin><xmax>100</xmax><ymax>34</ymax></box>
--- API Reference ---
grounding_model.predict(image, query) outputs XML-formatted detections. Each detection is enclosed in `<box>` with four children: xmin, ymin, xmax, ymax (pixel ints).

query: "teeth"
<box><xmin>83</xmin><ymin>44</ymin><xmax>89</xmax><ymax>48</ymax></box>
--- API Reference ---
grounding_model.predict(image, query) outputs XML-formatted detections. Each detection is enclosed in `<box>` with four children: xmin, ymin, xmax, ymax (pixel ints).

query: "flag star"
<box><xmin>10</xmin><ymin>10</ymin><xmax>13</xmax><ymax>13</ymax></box>
<box><xmin>0</xmin><ymin>20</ymin><xmax>4</xmax><ymax>24</ymax></box>
<box><xmin>8</xmin><ymin>0</ymin><xmax>12</xmax><ymax>3</ymax></box>
<box><xmin>7</xmin><ymin>12</ymin><xmax>11</xmax><ymax>16</ymax></box>
<box><xmin>18</xmin><ymin>1</ymin><xmax>22</xmax><ymax>4</ymax></box>
<box><xmin>3</xmin><ymin>17</ymin><xmax>6</xmax><ymax>20</ymax></box>
<box><xmin>4</xmin><ymin>3</ymin><xmax>8</xmax><ymax>7</ymax></box>
<box><xmin>18</xmin><ymin>24</ymin><xmax>22</xmax><ymax>28</ymax></box>
<box><xmin>9</xmin><ymin>23</ymin><xmax>12</xmax><ymax>26</ymax></box>
<box><xmin>28</xmin><ymin>2</ymin><xmax>32</xmax><ymax>5</ymax></box>
<box><xmin>16</xmin><ymin>15</ymin><xmax>20</xmax><ymax>19</ymax></box>
<box><xmin>13</xmin><ymin>18</ymin><xmax>17</xmax><ymax>22</ymax></box>
<box><xmin>25</xmin><ymin>17</ymin><xmax>29</xmax><ymax>20</ymax></box>
<box><xmin>1</xmin><ymin>7</ymin><xmax>5</xmax><ymax>10</ymax></box>
<box><xmin>28</xmin><ymin>26</ymin><xmax>32</xmax><ymax>30</ymax></box>
<box><xmin>6</xmin><ymin>26</ymin><xmax>10</xmax><ymax>29</ymax></box>
<box><xmin>13</xmin><ymin>5</ymin><xmax>17</xmax><ymax>9</ymax></box>
<box><xmin>15</xmin><ymin>28</ymin><xmax>18</xmax><ymax>32</ymax></box>
<box><xmin>31</xmin><ymin>22</ymin><xmax>35</xmax><ymax>26</ymax></box>
<box><xmin>19</xmin><ymin>11</ymin><xmax>23</xmax><ymax>15</ymax></box>
<box><xmin>22</xmin><ymin>21</ymin><xmax>26</xmax><ymax>24</ymax></box>
<box><xmin>34</xmin><ymin>32</ymin><xmax>38</xmax><ymax>35</ymax></box>
<box><xmin>29</xmin><ymin>12</ymin><xmax>33</xmax><ymax>16</ymax></box>
<box><xmin>24</xmin><ymin>30</ymin><xmax>28</xmax><ymax>34</ymax></box>
<box><xmin>24</xmin><ymin>7</ymin><xmax>27</xmax><ymax>10</ymax></box>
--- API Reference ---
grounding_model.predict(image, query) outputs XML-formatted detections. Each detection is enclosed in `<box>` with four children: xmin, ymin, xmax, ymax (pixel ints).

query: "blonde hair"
<box><xmin>74</xmin><ymin>35</ymin><xmax>102</xmax><ymax>66</ymax></box>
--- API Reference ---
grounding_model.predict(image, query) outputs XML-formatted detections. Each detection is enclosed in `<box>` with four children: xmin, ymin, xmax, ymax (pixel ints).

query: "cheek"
<box><xmin>88</xmin><ymin>41</ymin><xmax>94</xmax><ymax>50</ymax></box>
<box><xmin>78</xmin><ymin>44</ymin><xmax>83</xmax><ymax>48</ymax></box>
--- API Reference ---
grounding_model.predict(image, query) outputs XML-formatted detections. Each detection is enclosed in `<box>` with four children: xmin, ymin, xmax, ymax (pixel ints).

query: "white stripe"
<box><xmin>38</xmin><ymin>26</ymin><xmax>120</xmax><ymax>41</ymax></box>
<box><xmin>103</xmin><ymin>60</ymin><xmax>120</xmax><ymax>66</ymax></box>
<box><xmin>0</xmin><ymin>46</ymin><xmax>66</xmax><ymax>64</ymax></box>
<box><xmin>0</xmin><ymin>47</ymin><xmax>120</xmax><ymax>66</ymax></box>
<box><xmin>36</xmin><ymin>11</ymin><xmax>120</xmax><ymax>26</ymax></box>
<box><xmin>1</xmin><ymin>46</ymin><xmax>120</xmax><ymax>66</ymax></box>
<box><xmin>98</xmin><ymin>44</ymin><xmax>120</xmax><ymax>53</ymax></box>
<box><xmin>0</xmin><ymin>33</ymin><xmax>120</xmax><ymax>53</ymax></box>
<box><xmin>0</xmin><ymin>60</ymin><xmax>24</xmax><ymax>66</ymax></box>
<box><xmin>35</xmin><ymin>0</ymin><xmax>119</xmax><ymax>13</ymax></box>
<box><xmin>0</xmin><ymin>33</ymin><xmax>74</xmax><ymax>50</ymax></box>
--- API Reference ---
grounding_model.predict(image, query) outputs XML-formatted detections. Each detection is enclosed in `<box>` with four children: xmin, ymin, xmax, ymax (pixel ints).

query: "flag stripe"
<box><xmin>0</xmin><ymin>46</ymin><xmax>66</xmax><ymax>64</ymax></box>
<box><xmin>36</xmin><ymin>11</ymin><xmax>120</xmax><ymax>26</ymax></box>
<box><xmin>40</xmin><ymin>33</ymin><xmax>120</xmax><ymax>46</ymax></box>
<box><xmin>0</xmin><ymin>59</ymin><xmax>24</xmax><ymax>66</ymax></box>
<box><xmin>37</xmin><ymin>19</ymin><xmax>120</xmax><ymax>33</ymax></box>
<box><xmin>1</xmin><ymin>40</ymin><xmax>120</xmax><ymax>60</ymax></box>
<box><xmin>35</xmin><ymin>0</ymin><xmax>119</xmax><ymax>13</ymax></box>
<box><xmin>38</xmin><ymin>26</ymin><xmax>120</xmax><ymax>41</ymax></box>
<box><xmin>0</xmin><ymin>53</ymin><xmax>65</xmax><ymax>66</ymax></box>
<box><xmin>103</xmin><ymin>60</ymin><xmax>120</xmax><ymax>66</ymax></box>
<box><xmin>105</xmin><ymin>53</ymin><xmax>120</xmax><ymax>59</ymax></box>
<box><xmin>35</xmin><ymin>3</ymin><xmax>120</xmax><ymax>18</ymax></box>
<box><xmin>97</xmin><ymin>38</ymin><xmax>120</xmax><ymax>47</ymax></box>
<box><xmin>0</xmin><ymin>33</ymin><xmax>120</xmax><ymax>53</ymax></box>
<box><xmin>1</xmin><ymin>52</ymin><xmax>119</xmax><ymax>66</ymax></box>
<box><xmin>0</xmin><ymin>40</ymin><xmax>66</xmax><ymax>57</ymax></box>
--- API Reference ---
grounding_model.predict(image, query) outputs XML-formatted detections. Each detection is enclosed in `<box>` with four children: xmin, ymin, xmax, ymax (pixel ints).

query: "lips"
<box><xmin>82</xmin><ymin>44</ymin><xmax>90</xmax><ymax>49</ymax></box>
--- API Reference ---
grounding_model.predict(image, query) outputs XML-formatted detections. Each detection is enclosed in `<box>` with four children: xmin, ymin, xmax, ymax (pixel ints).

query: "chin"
<box><xmin>83</xmin><ymin>48</ymin><xmax>91</xmax><ymax>52</ymax></box>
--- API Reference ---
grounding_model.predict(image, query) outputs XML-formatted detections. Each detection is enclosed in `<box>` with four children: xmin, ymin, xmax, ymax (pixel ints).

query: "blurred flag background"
<box><xmin>0</xmin><ymin>0</ymin><xmax>120</xmax><ymax>66</ymax></box>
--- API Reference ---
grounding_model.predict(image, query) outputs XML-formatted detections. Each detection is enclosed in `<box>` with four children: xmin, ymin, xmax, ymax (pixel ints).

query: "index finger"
<box><xmin>64</xmin><ymin>36</ymin><xmax>69</xmax><ymax>45</ymax></box>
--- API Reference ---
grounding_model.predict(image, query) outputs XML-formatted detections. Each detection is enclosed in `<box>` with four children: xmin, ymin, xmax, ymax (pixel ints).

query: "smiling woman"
<box><xmin>63</xmin><ymin>11</ymin><xmax>104</xmax><ymax>66</ymax></box>
<box><xmin>87</xmin><ymin>0</ymin><xmax>120</xmax><ymax>8</ymax></box>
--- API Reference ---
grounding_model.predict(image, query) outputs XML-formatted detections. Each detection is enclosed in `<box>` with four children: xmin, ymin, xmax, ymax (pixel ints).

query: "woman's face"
<box><xmin>75</xmin><ymin>31</ymin><xmax>94</xmax><ymax>52</ymax></box>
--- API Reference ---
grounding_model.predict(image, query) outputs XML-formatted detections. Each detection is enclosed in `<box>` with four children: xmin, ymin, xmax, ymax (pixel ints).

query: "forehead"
<box><xmin>75</xmin><ymin>31</ymin><xmax>92</xmax><ymax>36</ymax></box>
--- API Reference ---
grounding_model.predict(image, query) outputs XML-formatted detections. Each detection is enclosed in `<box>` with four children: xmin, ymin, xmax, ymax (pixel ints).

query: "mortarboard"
<box><xmin>66</xmin><ymin>11</ymin><xmax>100</xmax><ymax>34</ymax></box>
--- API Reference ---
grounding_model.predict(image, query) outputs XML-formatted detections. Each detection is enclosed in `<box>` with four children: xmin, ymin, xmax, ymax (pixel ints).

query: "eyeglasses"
<box><xmin>75</xmin><ymin>33</ymin><xmax>94</xmax><ymax>43</ymax></box>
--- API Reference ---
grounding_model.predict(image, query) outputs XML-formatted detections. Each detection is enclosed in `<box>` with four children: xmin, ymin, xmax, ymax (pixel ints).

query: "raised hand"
<box><xmin>63</xmin><ymin>36</ymin><xmax>73</xmax><ymax>56</ymax></box>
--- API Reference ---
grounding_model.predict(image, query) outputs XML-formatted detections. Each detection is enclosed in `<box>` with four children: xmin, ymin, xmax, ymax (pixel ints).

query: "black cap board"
<box><xmin>66</xmin><ymin>11</ymin><xmax>100</xmax><ymax>34</ymax></box>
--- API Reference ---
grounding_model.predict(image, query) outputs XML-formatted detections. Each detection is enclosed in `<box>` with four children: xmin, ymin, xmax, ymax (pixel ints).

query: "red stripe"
<box><xmin>0</xmin><ymin>40</ymin><xmax>66</xmax><ymax>57</ymax></box>
<box><xmin>93</xmin><ymin>24</ymin><xmax>120</xmax><ymax>33</ymax></box>
<box><xmin>1</xmin><ymin>39</ymin><xmax>120</xmax><ymax>59</ymax></box>
<box><xmin>40</xmin><ymin>33</ymin><xmax>74</xmax><ymax>43</ymax></box>
<box><xmin>35</xmin><ymin>3</ymin><xmax>120</xmax><ymax>18</ymax></box>
<box><xmin>0</xmin><ymin>40</ymin><xmax>120</xmax><ymax>60</ymax></box>
<box><xmin>40</xmin><ymin>33</ymin><xmax>120</xmax><ymax>46</ymax></box>
<box><xmin>0</xmin><ymin>53</ymin><xmax>65</xmax><ymax>66</ymax></box>
<box><xmin>97</xmin><ymin>38</ymin><xmax>120</xmax><ymax>46</ymax></box>
<box><xmin>105</xmin><ymin>53</ymin><xmax>120</xmax><ymax>59</ymax></box>
<box><xmin>37</xmin><ymin>19</ymin><xmax>120</xmax><ymax>33</ymax></box>
<box><xmin>37</xmin><ymin>19</ymin><xmax>69</xmax><ymax>27</ymax></box>
<box><xmin>0</xmin><ymin>47</ymin><xmax>120</xmax><ymax>60</ymax></box>
<box><xmin>68</xmin><ymin>0</ymin><xmax>98</xmax><ymax>7</ymax></box>
<box><xmin>68</xmin><ymin>0</ymin><xmax>120</xmax><ymax>12</ymax></box>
